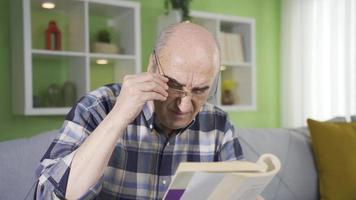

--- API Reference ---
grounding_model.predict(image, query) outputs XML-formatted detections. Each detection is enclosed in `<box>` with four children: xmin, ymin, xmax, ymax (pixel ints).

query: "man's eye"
<box><xmin>192</xmin><ymin>89</ymin><xmax>207</xmax><ymax>95</ymax></box>
<box><xmin>170</xmin><ymin>85</ymin><xmax>183</xmax><ymax>90</ymax></box>
<box><xmin>167</xmin><ymin>80</ymin><xmax>183</xmax><ymax>89</ymax></box>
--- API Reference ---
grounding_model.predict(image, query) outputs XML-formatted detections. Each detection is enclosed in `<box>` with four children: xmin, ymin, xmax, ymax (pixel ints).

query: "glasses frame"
<box><xmin>153</xmin><ymin>49</ymin><xmax>191</xmax><ymax>98</ymax></box>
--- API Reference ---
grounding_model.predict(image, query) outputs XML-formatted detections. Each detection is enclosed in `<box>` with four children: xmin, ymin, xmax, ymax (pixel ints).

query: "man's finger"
<box><xmin>132</xmin><ymin>73</ymin><xmax>169</xmax><ymax>93</ymax></box>
<box><xmin>137</xmin><ymin>81</ymin><xmax>168</xmax><ymax>97</ymax></box>
<box><xmin>141</xmin><ymin>91</ymin><xmax>167</xmax><ymax>102</ymax></box>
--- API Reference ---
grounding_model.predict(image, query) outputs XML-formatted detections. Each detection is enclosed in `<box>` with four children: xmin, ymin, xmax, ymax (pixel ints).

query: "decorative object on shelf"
<box><xmin>47</xmin><ymin>83</ymin><xmax>62</xmax><ymax>107</ymax></box>
<box><xmin>45</xmin><ymin>20</ymin><xmax>62</xmax><ymax>50</ymax></box>
<box><xmin>164</xmin><ymin>0</ymin><xmax>193</xmax><ymax>21</ymax></box>
<box><xmin>222</xmin><ymin>79</ymin><xmax>238</xmax><ymax>105</ymax></box>
<box><xmin>35</xmin><ymin>82</ymin><xmax>77</xmax><ymax>108</ymax></box>
<box><xmin>219</xmin><ymin>32</ymin><xmax>245</xmax><ymax>63</ymax></box>
<box><xmin>93</xmin><ymin>29</ymin><xmax>119</xmax><ymax>54</ymax></box>
<box><xmin>62</xmin><ymin>81</ymin><xmax>77</xmax><ymax>106</ymax></box>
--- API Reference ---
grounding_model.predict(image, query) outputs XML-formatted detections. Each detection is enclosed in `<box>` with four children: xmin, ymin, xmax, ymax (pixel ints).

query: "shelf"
<box><xmin>221</xmin><ymin>61</ymin><xmax>252</xmax><ymax>68</ymax></box>
<box><xmin>27</xmin><ymin>107</ymin><xmax>71</xmax><ymax>116</ymax></box>
<box><xmin>11</xmin><ymin>0</ymin><xmax>141</xmax><ymax>115</ymax></box>
<box><xmin>220</xmin><ymin>105</ymin><xmax>256</xmax><ymax>111</ymax></box>
<box><xmin>32</xmin><ymin>49</ymin><xmax>86</xmax><ymax>57</ymax></box>
<box><xmin>90</xmin><ymin>53</ymin><xmax>136</xmax><ymax>60</ymax></box>
<box><xmin>31</xmin><ymin>50</ymin><xmax>136</xmax><ymax>60</ymax></box>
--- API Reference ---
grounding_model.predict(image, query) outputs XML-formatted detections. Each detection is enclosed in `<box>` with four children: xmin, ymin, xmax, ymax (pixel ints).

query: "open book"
<box><xmin>163</xmin><ymin>154</ymin><xmax>281</xmax><ymax>200</ymax></box>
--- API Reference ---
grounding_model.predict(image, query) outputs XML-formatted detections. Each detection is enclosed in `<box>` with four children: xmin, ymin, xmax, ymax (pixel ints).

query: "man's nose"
<box><xmin>176</xmin><ymin>95</ymin><xmax>193</xmax><ymax>113</ymax></box>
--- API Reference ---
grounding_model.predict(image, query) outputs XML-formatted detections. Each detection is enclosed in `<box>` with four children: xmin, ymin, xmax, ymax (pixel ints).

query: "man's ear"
<box><xmin>147</xmin><ymin>54</ymin><xmax>156</xmax><ymax>73</ymax></box>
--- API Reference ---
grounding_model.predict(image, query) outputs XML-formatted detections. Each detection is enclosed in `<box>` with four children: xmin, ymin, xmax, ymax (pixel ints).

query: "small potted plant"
<box><xmin>93</xmin><ymin>29</ymin><xmax>119</xmax><ymax>54</ymax></box>
<box><xmin>164</xmin><ymin>0</ymin><xmax>193</xmax><ymax>21</ymax></box>
<box><xmin>222</xmin><ymin>79</ymin><xmax>238</xmax><ymax>105</ymax></box>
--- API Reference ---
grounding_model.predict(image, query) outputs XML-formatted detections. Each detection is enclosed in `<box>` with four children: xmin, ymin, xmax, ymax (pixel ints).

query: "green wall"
<box><xmin>0</xmin><ymin>0</ymin><xmax>280</xmax><ymax>141</ymax></box>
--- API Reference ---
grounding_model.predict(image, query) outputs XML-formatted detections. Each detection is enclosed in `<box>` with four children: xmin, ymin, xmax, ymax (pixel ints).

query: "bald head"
<box><xmin>154</xmin><ymin>22</ymin><xmax>220</xmax><ymax>73</ymax></box>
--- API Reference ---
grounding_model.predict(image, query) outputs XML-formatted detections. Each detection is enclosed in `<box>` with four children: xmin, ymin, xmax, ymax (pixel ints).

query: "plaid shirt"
<box><xmin>35</xmin><ymin>83</ymin><xmax>243</xmax><ymax>200</ymax></box>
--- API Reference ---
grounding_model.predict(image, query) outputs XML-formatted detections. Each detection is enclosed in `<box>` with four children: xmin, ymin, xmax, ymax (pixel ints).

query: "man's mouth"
<box><xmin>170</xmin><ymin>109</ymin><xmax>191</xmax><ymax>116</ymax></box>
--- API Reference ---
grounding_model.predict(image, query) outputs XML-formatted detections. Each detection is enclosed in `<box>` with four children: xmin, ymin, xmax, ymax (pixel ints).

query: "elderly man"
<box><xmin>35</xmin><ymin>22</ymin><xmax>244</xmax><ymax>200</ymax></box>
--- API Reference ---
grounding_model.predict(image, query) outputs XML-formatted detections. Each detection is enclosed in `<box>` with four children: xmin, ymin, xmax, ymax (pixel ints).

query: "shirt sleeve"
<box><xmin>217</xmin><ymin>119</ymin><xmax>244</xmax><ymax>161</ymax></box>
<box><xmin>35</xmin><ymin>99</ymin><xmax>106</xmax><ymax>200</ymax></box>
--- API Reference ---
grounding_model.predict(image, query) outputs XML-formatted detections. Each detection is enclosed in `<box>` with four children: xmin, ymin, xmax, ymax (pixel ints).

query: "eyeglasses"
<box><xmin>153</xmin><ymin>50</ymin><xmax>209</xmax><ymax>99</ymax></box>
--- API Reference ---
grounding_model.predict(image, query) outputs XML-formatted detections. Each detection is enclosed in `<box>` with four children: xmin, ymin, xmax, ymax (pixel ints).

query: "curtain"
<box><xmin>281</xmin><ymin>0</ymin><xmax>356</xmax><ymax>127</ymax></box>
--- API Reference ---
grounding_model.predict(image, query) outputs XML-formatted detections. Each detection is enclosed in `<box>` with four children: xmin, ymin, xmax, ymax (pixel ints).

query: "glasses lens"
<box><xmin>168</xmin><ymin>87</ymin><xmax>210</xmax><ymax>101</ymax></box>
<box><xmin>168</xmin><ymin>88</ymin><xmax>186</xmax><ymax>97</ymax></box>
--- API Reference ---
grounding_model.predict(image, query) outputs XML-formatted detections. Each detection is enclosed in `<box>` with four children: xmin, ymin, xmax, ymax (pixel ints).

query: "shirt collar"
<box><xmin>142</xmin><ymin>101</ymin><xmax>197</xmax><ymax>135</ymax></box>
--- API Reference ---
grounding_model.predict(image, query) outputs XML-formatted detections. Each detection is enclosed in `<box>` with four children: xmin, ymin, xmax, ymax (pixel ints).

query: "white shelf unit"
<box><xmin>11</xmin><ymin>0</ymin><xmax>141</xmax><ymax>115</ymax></box>
<box><xmin>158</xmin><ymin>11</ymin><xmax>256</xmax><ymax>111</ymax></box>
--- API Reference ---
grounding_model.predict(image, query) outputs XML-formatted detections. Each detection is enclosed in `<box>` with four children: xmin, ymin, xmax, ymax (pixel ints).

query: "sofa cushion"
<box><xmin>307</xmin><ymin>119</ymin><xmax>356</xmax><ymax>200</ymax></box>
<box><xmin>351</xmin><ymin>115</ymin><xmax>356</xmax><ymax>122</ymax></box>
<box><xmin>237</xmin><ymin>128</ymin><xmax>318</xmax><ymax>200</ymax></box>
<box><xmin>0</xmin><ymin>130</ymin><xmax>57</xmax><ymax>200</ymax></box>
<box><xmin>292</xmin><ymin>116</ymin><xmax>347</xmax><ymax>138</ymax></box>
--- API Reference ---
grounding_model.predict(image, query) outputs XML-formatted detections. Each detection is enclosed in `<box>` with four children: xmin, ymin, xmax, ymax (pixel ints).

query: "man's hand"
<box><xmin>66</xmin><ymin>73</ymin><xmax>168</xmax><ymax>199</ymax></box>
<box><xmin>113</xmin><ymin>73</ymin><xmax>168</xmax><ymax>125</ymax></box>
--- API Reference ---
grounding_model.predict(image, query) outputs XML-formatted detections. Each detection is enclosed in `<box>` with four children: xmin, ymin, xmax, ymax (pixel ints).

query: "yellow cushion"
<box><xmin>307</xmin><ymin>119</ymin><xmax>356</xmax><ymax>200</ymax></box>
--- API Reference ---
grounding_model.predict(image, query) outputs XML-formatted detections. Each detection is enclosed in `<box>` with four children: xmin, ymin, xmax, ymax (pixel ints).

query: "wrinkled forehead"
<box><xmin>161</xmin><ymin>54</ymin><xmax>218</xmax><ymax>87</ymax></box>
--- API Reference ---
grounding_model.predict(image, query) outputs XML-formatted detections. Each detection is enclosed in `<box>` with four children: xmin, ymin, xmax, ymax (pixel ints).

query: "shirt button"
<box><xmin>149</xmin><ymin>124</ymin><xmax>153</xmax><ymax>129</ymax></box>
<box><xmin>162</xmin><ymin>180</ymin><xmax>167</xmax><ymax>185</ymax></box>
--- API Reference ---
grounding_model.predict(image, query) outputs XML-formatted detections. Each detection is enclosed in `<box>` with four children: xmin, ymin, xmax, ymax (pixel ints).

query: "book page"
<box><xmin>180</xmin><ymin>172</ymin><xmax>225</xmax><ymax>200</ymax></box>
<box><xmin>208</xmin><ymin>173</ymin><xmax>273</xmax><ymax>200</ymax></box>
